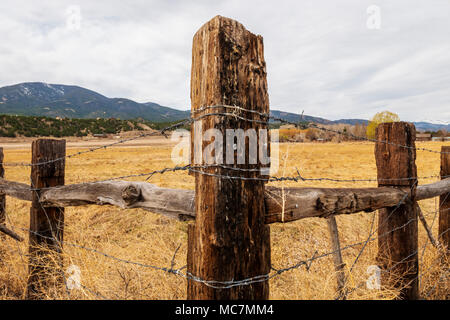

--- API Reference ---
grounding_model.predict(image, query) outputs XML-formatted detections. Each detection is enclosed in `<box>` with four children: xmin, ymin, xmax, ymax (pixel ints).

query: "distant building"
<box><xmin>432</xmin><ymin>136</ymin><xmax>450</xmax><ymax>142</ymax></box>
<box><xmin>416</xmin><ymin>133</ymin><xmax>432</xmax><ymax>141</ymax></box>
<box><xmin>280</xmin><ymin>124</ymin><xmax>295</xmax><ymax>129</ymax></box>
<box><xmin>93</xmin><ymin>133</ymin><xmax>108</xmax><ymax>138</ymax></box>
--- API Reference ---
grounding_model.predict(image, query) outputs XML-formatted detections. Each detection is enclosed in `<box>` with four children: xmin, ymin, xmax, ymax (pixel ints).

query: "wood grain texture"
<box><xmin>40</xmin><ymin>180</ymin><xmax>196</xmax><ymax>221</ymax></box>
<box><xmin>27</xmin><ymin>139</ymin><xmax>66</xmax><ymax>299</ymax></box>
<box><xmin>375</xmin><ymin>122</ymin><xmax>419</xmax><ymax>300</ymax></box>
<box><xmin>440</xmin><ymin>146</ymin><xmax>450</xmax><ymax>251</ymax></box>
<box><xmin>188</xmin><ymin>16</ymin><xmax>270</xmax><ymax>299</ymax></box>
<box><xmin>375</xmin><ymin>123</ymin><xmax>417</xmax><ymax>187</ymax></box>
<box><xmin>0</xmin><ymin>178</ymin><xmax>32</xmax><ymax>201</ymax></box>
<box><xmin>264</xmin><ymin>186</ymin><xmax>408</xmax><ymax>223</ymax></box>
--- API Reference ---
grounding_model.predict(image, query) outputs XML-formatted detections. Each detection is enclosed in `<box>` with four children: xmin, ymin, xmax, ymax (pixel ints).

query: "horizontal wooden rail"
<box><xmin>0</xmin><ymin>177</ymin><xmax>449</xmax><ymax>224</ymax></box>
<box><xmin>0</xmin><ymin>179</ymin><xmax>32</xmax><ymax>201</ymax></box>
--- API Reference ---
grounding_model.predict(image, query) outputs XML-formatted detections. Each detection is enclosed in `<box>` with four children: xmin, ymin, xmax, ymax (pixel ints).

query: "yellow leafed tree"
<box><xmin>366</xmin><ymin>111</ymin><xmax>400</xmax><ymax>139</ymax></box>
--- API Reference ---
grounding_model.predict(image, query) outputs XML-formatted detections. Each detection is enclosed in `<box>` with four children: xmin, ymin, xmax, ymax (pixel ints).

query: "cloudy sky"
<box><xmin>1</xmin><ymin>0</ymin><xmax>449</xmax><ymax>122</ymax></box>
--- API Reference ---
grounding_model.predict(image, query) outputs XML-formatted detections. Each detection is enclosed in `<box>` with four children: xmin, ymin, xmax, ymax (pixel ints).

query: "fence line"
<box><xmin>3</xmin><ymin>200</ymin><xmax>423</xmax><ymax>291</ymax></box>
<box><xmin>1</xmin><ymin>134</ymin><xmax>448</xmax><ymax>298</ymax></box>
<box><xmin>1</xmin><ymin>15</ymin><xmax>449</xmax><ymax>300</ymax></box>
<box><xmin>340</xmin><ymin>226</ymin><xmax>450</xmax><ymax>300</ymax></box>
<box><xmin>6</xmin><ymin>193</ymin><xmax>448</xmax><ymax>291</ymax></box>
<box><xmin>1</xmin><ymin>109</ymin><xmax>449</xmax><ymax>169</ymax></box>
<box><xmin>336</xmin><ymin>189</ymin><xmax>450</xmax><ymax>299</ymax></box>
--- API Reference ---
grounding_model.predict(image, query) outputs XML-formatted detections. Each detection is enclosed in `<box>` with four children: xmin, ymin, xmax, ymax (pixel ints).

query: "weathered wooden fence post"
<box><xmin>440</xmin><ymin>146</ymin><xmax>450</xmax><ymax>251</ymax></box>
<box><xmin>0</xmin><ymin>148</ymin><xmax>24</xmax><ymax>243</ymax></box>
<box><xmin>27</xmin><ymin>139</ymin><xmax>66</xmax><ymax>299</ymax></box>
<box><xmin>187</xmin><ymin>16</ymin><xmax>271</xmax><ymax>299</ymax></box>
<box><xmin>375</xmin><ymin>122</ymin><xmax>419</xmax><ymax>300</ymax></box>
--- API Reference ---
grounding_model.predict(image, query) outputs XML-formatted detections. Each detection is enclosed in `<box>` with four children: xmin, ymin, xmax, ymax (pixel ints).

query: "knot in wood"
<box><xmin>121</xmin><ymin>185</ymin><xmax>141</xmax><ymax>205</ymax></box>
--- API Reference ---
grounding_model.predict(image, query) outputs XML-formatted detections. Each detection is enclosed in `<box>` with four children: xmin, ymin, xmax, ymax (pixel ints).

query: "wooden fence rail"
<box><xmin>0</xmin><ymin>177</ymin><xmax>449</xmax><ymax>224</ymax></box>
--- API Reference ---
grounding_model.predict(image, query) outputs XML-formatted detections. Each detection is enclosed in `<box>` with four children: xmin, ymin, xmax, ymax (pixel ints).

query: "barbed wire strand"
<box><xmin>21</xmin><ymin>160</ymin><xmax>450</xmax><ymax>193</ymax></box>
<box><xmin>3</xmin><ymin>108</ymin><xmax>449</xmax><ymax>168</ymax></box>
<box><xmin>0</xmin><ymin>107</ymin><xmax>267</xmax><ymax>168</ymax></box>
<box><xmin>6</xmin><ymin>190</ymin><xmax>418</xmax><ymax>291</ymax></box>
<box><xmin>0</xmin><ymin>106</ymin><xmax>448</xmax><ymax>297</ymax></box>
<box><xmin>0</xmin><ymin>118</ymin><xmax>191</xmax><ymax>168</ymax></box>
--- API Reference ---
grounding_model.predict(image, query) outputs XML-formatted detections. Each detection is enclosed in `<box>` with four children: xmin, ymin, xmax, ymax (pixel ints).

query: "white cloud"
<box><xmin>0</xmin><ymin>0</ymin><xmax>449</xmax><ymax>121</ymax></box>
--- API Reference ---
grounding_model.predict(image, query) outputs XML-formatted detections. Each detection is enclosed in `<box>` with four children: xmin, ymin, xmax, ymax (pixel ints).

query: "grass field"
<box><xmin>0</xmin><ymin>140</ymin><xmax>448</xmax><ymax>300</ymax></box>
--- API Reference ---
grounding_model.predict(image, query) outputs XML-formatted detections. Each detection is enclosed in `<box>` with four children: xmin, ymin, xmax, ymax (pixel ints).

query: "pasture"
<box><xmin>0</xmin><ymin>140</ymin><xmax>448</xmax><ymax>299</ymax></box>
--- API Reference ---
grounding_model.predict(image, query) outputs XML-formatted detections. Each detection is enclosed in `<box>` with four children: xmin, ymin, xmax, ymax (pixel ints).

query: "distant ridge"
<box><xmin>0</xmin><ymin>82</ymin><xmax>448</xmax><ymax>130</ymax></box>
<box><xmin>0</xmin><ymin>82</ymin><xmax>189</xmax><ymax>122</ymax></box>
<box><xmin>269</xmin><ymin>111</ymin><xmax>449</xmax><ymax>131</ymax></box>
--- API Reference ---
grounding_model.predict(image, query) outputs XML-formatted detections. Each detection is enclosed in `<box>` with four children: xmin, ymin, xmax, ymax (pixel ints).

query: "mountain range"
<box><xmin>0</xmin><ymin>82</ymin><xmax>448</xmax><ymax>132</ymax></box>
<box><xmin>0</xmin><ymin>82</ymin><xmax>189</xmax><ymax>122</ymax></box>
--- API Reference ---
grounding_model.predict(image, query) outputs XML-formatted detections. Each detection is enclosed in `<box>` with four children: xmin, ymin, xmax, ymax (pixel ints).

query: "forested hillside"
<box><xmin>0</xmin><ymin>114</ymin><xmax>166</xmax><ymax>137</ymax></box>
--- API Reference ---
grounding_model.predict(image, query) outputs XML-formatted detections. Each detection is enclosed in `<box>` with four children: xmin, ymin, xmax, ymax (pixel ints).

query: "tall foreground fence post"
<box><xmin>187</xmin><ymin>16</ymin><xmax>271</xmax><ymax>299</ymax></box>
<box><xmin>440</xmin><ymin>146</ymin><xmax>450</xmax><ymax>251</ymax></box>
<box><xmin>375</xmin><ymin>122</ymin><xmax>419</xmax><ymax>300</ymax></box>
<box><xmin>27</xmin><ymin>139</ymin><xmax>66</xmax><ymax>299</ymax></box>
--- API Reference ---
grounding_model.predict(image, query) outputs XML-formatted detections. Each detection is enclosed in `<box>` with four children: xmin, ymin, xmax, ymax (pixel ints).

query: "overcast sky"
<box><xmin>1</xmin><ymin>0</ymin><xmax>449</xmax><ymax>122</ymax></box>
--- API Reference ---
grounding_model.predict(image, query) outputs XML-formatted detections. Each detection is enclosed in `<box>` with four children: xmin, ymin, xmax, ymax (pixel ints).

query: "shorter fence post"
<box><xmin>440</xmin><ymin>146</ymin><xmax>450</xmax><ymax>252</ymax></box>
<box><xmin>375</xmin><ymin>122</ymin><xmax>419</xmax><ymax>300</ymax></box>
<box><xmin>0</xmin><ymin>148</ymin><xmax>23</xmax><ymax>245</ymax></box>
<box><xmin>326</xmin><ymin>216</ymin><xmax>347</xmax><ymax>299</ymax></box>
<box><xmin>26</xmin><ymin>139</ymin><xmax>66</xmax><ymax>299</ymax></box>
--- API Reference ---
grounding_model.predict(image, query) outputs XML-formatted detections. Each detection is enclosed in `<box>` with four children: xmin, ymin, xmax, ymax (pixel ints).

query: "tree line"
<box><xmin>0</xmin><ymin>115</ymin><xmax>167</xmax><ymax>137</ymax></box>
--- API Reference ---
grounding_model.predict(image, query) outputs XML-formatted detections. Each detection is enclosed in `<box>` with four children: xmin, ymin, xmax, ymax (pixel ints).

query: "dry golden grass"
<box><xmin>278</xmin><ymin>128</ymin><xmax>308</xmax><ymax>141</ymax></box>
<box><xmin>0</xmin><ymin>140</ymin><xmax>449</xmax><ymax>300</ymax></box>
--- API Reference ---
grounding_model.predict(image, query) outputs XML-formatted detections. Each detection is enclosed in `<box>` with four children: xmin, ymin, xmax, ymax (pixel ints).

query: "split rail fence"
<box><xmin>0</xmin><ymin>16</ymin><xmax>449</xmax><ymax>300</ymax></box>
